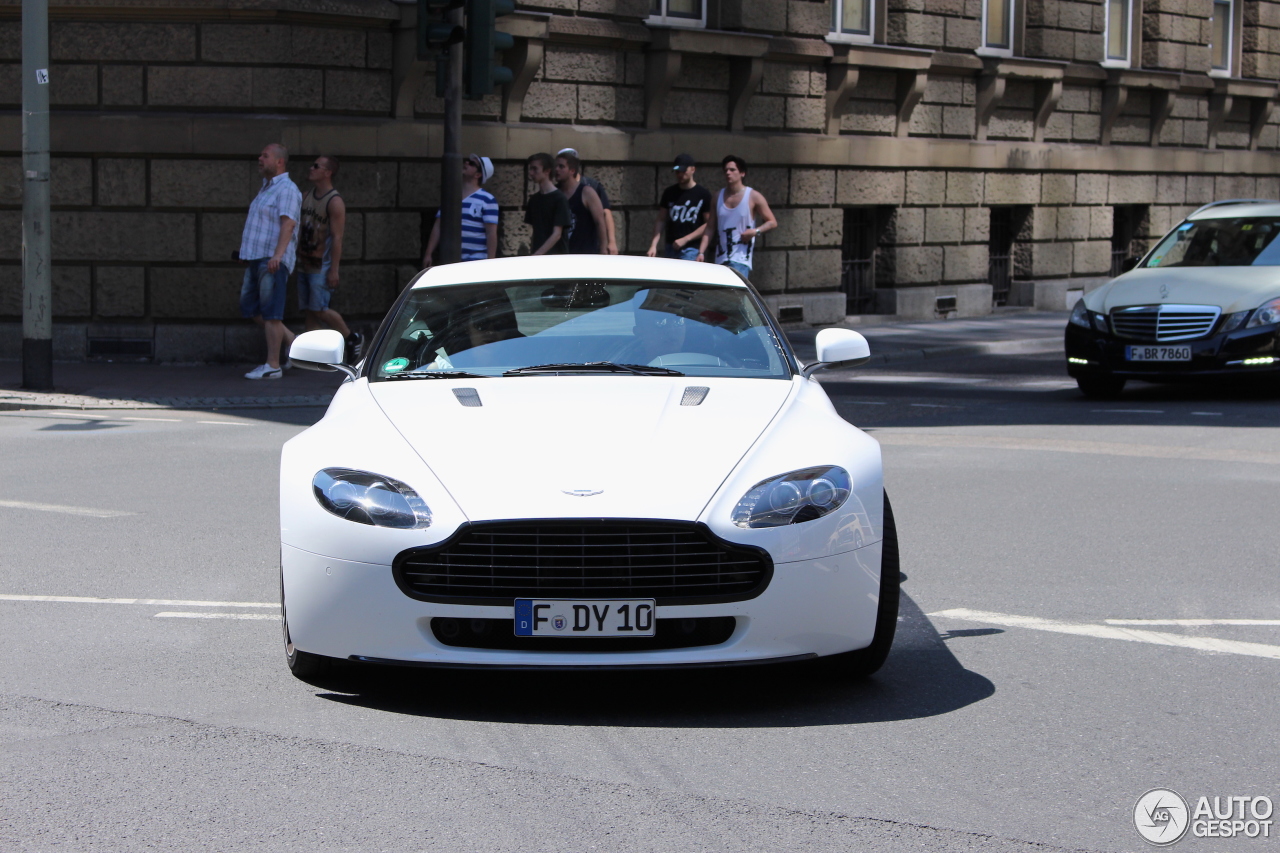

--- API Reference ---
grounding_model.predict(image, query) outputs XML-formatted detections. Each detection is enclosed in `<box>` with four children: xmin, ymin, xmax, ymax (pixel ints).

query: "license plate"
<box><xmin>514</xmin><ymin>599</ymin><xmax>656</xmax><ymax>637</ymax></box>
<box><xmin>1126</xmin><ymin>345</ymin><xmax>1191</xmax><ymax>361</ymax></box>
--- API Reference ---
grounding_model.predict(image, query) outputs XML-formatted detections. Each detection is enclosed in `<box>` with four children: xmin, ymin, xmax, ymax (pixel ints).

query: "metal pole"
<box><xmin>21</xmin><ymin>0</ymin><xmax>52</xmax><ymax>390</ymax></box>
<box><xmin>438</xmin><ymin>5</ymin><xmax>463</xmax><ymax>265</ymax></box>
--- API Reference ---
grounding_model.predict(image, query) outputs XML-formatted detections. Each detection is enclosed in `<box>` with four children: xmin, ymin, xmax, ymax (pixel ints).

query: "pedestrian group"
<box><xmin>237</xmin><ymin>146</ymin><xmax>776</xmax><ymax>379</ymax></box>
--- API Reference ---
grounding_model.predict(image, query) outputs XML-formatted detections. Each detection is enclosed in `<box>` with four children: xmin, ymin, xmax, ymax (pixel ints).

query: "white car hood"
<box><xmin>1092</xmin><ymin>267</ymin><xmax>1280</xmax><ymax>314</ymax></box>
<box><xmin>370</xmin><ymin>376</ymin><xmax>794</xmax><ymax>522</ymax></box>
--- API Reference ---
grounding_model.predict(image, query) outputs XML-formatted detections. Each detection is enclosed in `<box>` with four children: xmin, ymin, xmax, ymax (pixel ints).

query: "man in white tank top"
<box><xmin>700</xmin><ymin>155</ymin><xmax>777</xmax><ymax>281</ymax></box>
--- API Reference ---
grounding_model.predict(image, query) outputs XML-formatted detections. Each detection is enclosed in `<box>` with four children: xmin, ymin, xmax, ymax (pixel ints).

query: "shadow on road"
<box><xmin>307</xmin><ymin>592</ymin><xmax>995</xmax><ymax>728</ymax></box>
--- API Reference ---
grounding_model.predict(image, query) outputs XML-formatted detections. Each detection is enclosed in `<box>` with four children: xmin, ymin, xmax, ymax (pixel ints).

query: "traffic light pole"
<box><xmin>21</xmin><ymin>0</ymin><xmax>52</xmax><ymax>390</ymax></box>
<box><xmin>438</xmin><ymin>4</ymin><xmax>463</xmax><ymax>266</ymax></box>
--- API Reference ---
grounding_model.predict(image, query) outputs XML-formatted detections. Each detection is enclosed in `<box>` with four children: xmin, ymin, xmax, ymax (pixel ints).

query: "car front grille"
<box><xmin>393</xmin><ymin>520</ymin><xmax>772</xmax><ymax>605</ymax></box>
<box><xmin>1109</xmin><ymin>304</ymin><xmax>1221</xmax><ymax>341</ymax></box>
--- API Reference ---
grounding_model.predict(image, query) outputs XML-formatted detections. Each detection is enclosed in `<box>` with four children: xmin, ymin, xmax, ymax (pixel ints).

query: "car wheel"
<box><xmin>825</xmin><ymin>490</ymin><xmax>900</xmax><ymax>680</ymax></box>
<box><xmin>280</xmin><ymin>579</ymin><xmax>333</xmax><ymax>679</ymax></box>
<box><xmin>1075</xmin><ymin>374</ymin><xmax>1126</xmax><ymax>399</ymax></box>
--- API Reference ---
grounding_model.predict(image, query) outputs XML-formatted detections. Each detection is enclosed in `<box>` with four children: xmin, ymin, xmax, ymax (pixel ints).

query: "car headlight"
<box><xmin>1070</xmin><ymin>302</ymin><xmax>1109</xmax><ymax>333</ymax></box>
<box><xmin>312</xmin><ymin>468</ymin><xmax>432</xmax><ymax>529</ymax></box>
<box><xmin>1244</xmin><ymin>297</ymin><xmax>1280</xmax><ymax>329</ymax></box>
<box><xmin>1069</xmin><ymin>301</ymin><xmax>1090</xmax><ymax>328</ymax></box>
<box><xmin>731</xmin><ymin>466</ymin><xmax>851</xmax><ymax>528</ymax></box>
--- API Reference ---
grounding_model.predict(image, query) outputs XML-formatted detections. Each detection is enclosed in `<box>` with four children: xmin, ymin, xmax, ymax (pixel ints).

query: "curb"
<box><xmin>868</xmin><ymin>336</ymin><xmax>1063</xmax><ymax>366</ymax></box>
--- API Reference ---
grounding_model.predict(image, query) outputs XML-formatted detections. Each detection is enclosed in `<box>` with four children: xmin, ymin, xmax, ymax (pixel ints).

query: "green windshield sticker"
<box><xmin>383</xmin><ymin>357</ymin><xmax>410</xmax><ymax>373</ymax></box>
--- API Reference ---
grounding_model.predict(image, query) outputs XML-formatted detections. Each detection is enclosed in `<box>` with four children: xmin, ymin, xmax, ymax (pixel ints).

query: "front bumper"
<box><xmin>281</xmin><ymin>541</ymin><xmax>883</xmax><ymax>667</ymax></box>
<box><xmin>1065</xmin><ymin>322</ymin><xmax>1280</xmax><ymax>381</ymax></box>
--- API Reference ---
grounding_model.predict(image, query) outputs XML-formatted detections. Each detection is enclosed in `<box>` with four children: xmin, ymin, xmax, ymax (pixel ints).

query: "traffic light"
<box><xmin>417</xmin><ymin>0</ymin><xmax>463</xmax><ymax>60</ymax></box>
<box><xmin>464</xmin><ymin>0</ymin><xmax>515</xmax><ymax>99</ymax></box>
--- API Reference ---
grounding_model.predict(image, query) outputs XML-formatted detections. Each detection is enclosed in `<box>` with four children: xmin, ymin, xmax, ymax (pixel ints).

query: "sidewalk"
<box><xmin>1</xmin><ymin>312</ymin><xmax>1066</xmax><ymax>411</ymax></box>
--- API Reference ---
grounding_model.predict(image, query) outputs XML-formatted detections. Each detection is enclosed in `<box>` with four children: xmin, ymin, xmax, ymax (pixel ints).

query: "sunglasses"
<box><xmin>308</xmin><ymin>162</ymin><xmax>326</xmax><ymax>171</ymax></box>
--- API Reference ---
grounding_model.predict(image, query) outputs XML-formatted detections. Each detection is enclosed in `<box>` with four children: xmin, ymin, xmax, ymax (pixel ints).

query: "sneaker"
<box><xmin>283</xmin><ymin>358</ymin><xmax>293</xmax><ymax>370</ymax></box>
<box><xmin>245</xmin><ymin>363</ymin><xmax>282</xmax><ymax>380</ymax></box>
<box><xmin>345</xmin><ymin>332</ymin><xmax>364</xmax><ymax>364</ymax></box>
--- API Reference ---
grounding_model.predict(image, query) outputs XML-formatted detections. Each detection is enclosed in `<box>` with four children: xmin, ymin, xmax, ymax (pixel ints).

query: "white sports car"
<box><xmin>280</xmin><ymin>256</ymin><xmax>897</xmax><ymax>678</ymax></box>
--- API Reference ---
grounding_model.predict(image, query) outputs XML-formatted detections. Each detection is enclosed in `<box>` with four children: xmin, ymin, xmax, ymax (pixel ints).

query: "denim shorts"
<box><xmin>297</xmin><ymin>266</ymin><xmax>332</xmax><ymax>312</ymax></box>
<box><xmin>240</xmin><ymin>259</ymin><xmax>290</xmax><ymax>321</ymax></box>
<box><xmin>665</xmin><ymin>244</ymin><xmax>699</xmax><ymax>261</ymax></box>
<box><xmin>723</xmin><ymin>260</ymin><xmax>751</xmax><ymax>280</ymax></box>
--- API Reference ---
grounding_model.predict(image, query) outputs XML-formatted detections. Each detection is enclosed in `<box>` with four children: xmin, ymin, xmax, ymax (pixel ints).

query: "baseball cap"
<box><xmin>467</xmin><ymin>154</ymin><xmax>494</xmax><ymax>184</ymax></box>
<box><xmin>672</xmin><ymin>153</ymin><xmax>695</xmax><ymax>171</ymax></box>
<box><xmin>556</xmin><ymin>147</ymin><xmax>579</xmax><ymax>158</ymax></box>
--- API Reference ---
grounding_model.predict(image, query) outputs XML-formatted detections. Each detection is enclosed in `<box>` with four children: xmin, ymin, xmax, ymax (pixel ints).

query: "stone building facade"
<box><xmin>1</xmin><ymin>0</ymin><xmax>1279</xmax><ymax>361</ymax></box>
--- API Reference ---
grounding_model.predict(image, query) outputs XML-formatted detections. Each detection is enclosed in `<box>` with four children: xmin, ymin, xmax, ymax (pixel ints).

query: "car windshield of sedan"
<box><xmin>1145</xmin><ymin>217</ymin><xmax>1280</xmax><ymax>267</ymax></box>
<box><xmin>369</xmin><ymin>280</ymin><xmax>793</xmax><ymax>380</ymax></box>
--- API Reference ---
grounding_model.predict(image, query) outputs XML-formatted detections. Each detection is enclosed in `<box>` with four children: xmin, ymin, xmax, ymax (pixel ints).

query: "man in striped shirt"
<box><xmin>422</xmin><ymin>153</ymin><xmax>499</xmax><ymax>268</ymax></box>
<box><xmin>239</xmin><ymin>143</ymin><xmax>303</xmax><ymax>380</ymax></box>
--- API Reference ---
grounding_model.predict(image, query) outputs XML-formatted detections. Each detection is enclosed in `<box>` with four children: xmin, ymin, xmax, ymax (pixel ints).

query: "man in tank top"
<box><xmin>554</xmin><ymin>151</ymin><xmax>609</xmax><ymax>254</ymax></box>
<box><xmin>557</xmin><ymin>147</ymin><xmax>617</xmax><ymax>254</ymax></box>
<box><xmin>700</xmin><ymin>154</ymin><xmax>777</xmax><ymax>281</ymax></box>
<box><xmin>297</xmin><ymin>155</ymin><xmax>361</xmax><ymax>363</ymax></box>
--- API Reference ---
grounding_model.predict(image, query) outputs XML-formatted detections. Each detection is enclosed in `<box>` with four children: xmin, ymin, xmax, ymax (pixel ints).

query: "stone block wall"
<box><xmin>1142</xmin><ymin>0</ymin><xmax>1213</xmax><ymax>72</ymax></box>
<box><xmin>1024</xmin><ymin>0</ymin><xmax>1105</xmax><ymax>61</ymax></box>
<box><xmin>1243</xmin><ymin>0</ymin><xmax>1280</xmax><ymax>78</ymax></box>
<box><xmin>0</xmin><ymin>18</ymin><xmax>397</xmax><ymax>116</ymax></box>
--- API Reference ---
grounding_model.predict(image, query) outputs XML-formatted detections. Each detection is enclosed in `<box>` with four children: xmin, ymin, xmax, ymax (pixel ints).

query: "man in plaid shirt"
<box><xmin>239</xmin><ymin>143</ymin><xmax>303</xmax><ymax>380</ymax></box>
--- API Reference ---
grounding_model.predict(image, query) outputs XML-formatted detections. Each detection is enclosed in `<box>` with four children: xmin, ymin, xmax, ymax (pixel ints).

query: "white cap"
<box><xmin>556</xmin><ymin>147</ymin><xmax>579</xmax><ymax>158</ymax></box>
<box><xmin>467</xmin><ymin>154</ymin><xmax>494</xmax><ymax>184</ymax></box>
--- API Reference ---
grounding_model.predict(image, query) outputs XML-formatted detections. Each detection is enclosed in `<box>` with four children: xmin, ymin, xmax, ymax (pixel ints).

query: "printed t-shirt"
<box><xmin>659</xmin><ymin>183</ymin><xmax>713</xmax><ymax>246</ymax></box>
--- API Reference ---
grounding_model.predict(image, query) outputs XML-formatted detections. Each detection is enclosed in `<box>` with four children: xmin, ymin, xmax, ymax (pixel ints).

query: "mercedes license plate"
<box><xmin>514</xmin><ymin>599</ymin><xmax>656</xmax><ymax>637</ymax></box>
<box><xmin>1126</xmin><ymin>345</ymin><xmax>1191</xmax><ymax>362</ymax></box>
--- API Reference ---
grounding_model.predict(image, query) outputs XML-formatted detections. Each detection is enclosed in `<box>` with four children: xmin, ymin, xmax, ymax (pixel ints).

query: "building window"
<box><xmin>841</xmin><ymin>207</ymin><xmax>890</xmax><ymax>314</ymax></box>
<box><xmin>831</xmin><ymin>0</ymin><xmax>873</xmax><ymax>42</ymax></box>
<box><xmin>1104</xmin><ymin>0</ymin><xmax>1131</xmax><ymax>66</ymax></box>
<box><xmin>1210</xmin><ymin>0</ymin><xmax>1232</xmax><ymax>74</ymax></box>
<box><xmin>982</xmin><ymin>0</ymin><xmax>1014</xmax><ymax>55</ymax></box>
<box><xmin>648</xmin><ymin>0</ymin><xmax>705</xmax><ymax>27</ymax></box>
<box><xmin>989</xmin><ymin>206</ymin><xmax>1029</xmax><ymax>306</ymax></box>
<box><xmin>1111</xmin><ymin>205</ymin><xmax>1149</xmax><ymax>275</ymax></box>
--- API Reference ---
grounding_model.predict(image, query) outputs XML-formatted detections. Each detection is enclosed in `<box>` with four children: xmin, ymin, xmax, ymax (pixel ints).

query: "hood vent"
<box><xmin>680</xmin><ymin>386</ymin><xmax>710</xmax><ymax>406</ymax></box>
<box><xmin>452</xmin><ymin>388</ymin><xmax>482</xmax><ymax>407</ymax></box>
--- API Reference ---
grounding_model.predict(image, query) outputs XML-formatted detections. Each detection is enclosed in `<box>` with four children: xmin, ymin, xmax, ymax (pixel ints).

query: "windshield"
<box><xmin>1144</xmin><ymin>218</ymin><xmax>1280</xmax><ymax>267</ymax></box>
<box><xmin>369</xmin><ymin>280</ymin><xmax>793</xmax><ymax>380</ymax></box>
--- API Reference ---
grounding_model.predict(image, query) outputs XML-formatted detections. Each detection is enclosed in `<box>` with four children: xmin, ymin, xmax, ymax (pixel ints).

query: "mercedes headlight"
<box><xmin>1070</xmin><ymin>302</ymin><xmax>1109</xmax><ymax>333</ymax></box>
<box><xmin>1245</xmin><ymin>297</ymin><xmax>1280</xmax><ymax>329</ymax></box>
<box><xmin>732</xmin><ymin>466</ymin><xmax>852</xmax><ymax>528</ymax></box>
<box><xmin>312</xmin><ymin>468</ymin><xmax>432</xmax><ymax>529</ymax></box>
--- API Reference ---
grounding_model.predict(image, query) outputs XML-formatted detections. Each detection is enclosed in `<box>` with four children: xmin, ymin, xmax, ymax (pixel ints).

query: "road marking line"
<box><xmin>875</xmin><ymin>432</ymin><xmax>1280</xmax><ymax>465</ymax></box>
<box><xmin>1190</xmin><ymin>412</ymin><xmax>1223</xmax><ymax>417</ymax></box>
<box><xmin>910</xmin><ymin>403</ymin><xmax>952</xmax><ymax>408</ymax></box>
<box><xmin>1090</xmin><ymin>409</ymin><xmax>1165</xmax><ymax>414</ymax></box>
<box><xmin>0</xmin><ymin>594</ymin><xmax>275</xmax><ymax>608</ymax></box>
<box><xmin>1106</xmin><ymin>618</ymin><xmax>1280</xmax><ymax>626</ymax></box>
<box><xmin>48</xmin><ymin>412</ymin><xmax>108</xmax><ymax>419</ymax></box>
<box><xmin>197</xmin><ymin>420</ymin><xmax>251</xmax><ymax>426</ymax></box>
<box><xmin>931</xmin><ymin>608</ymin><xmax>1280</xmax><ymax>661</ymax></box>
<box><xmin>154</xmin><ymin>611</ymin><xmax>277</xmax><ymax>621</ymax></box>
<box><xmin>0</xmin><ymin>499</ymin><xmax>135</xmax><ymax>518</ymax></box>
<box><xmin>123</xmin><ymin>416</ymin><xmax>181</xmax><ymax>422</ymax></box>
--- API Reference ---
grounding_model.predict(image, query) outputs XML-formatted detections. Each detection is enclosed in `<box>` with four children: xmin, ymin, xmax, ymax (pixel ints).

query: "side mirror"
<box><xmin>290</xmin><ymin>329</ymin><xmax>357</xmax><ymax>379</ymax></box>
<box><xmin>802</xmin><ymin>328</ymin><xmax>871</xmax><ymax>378</ymax></box>
<box><xmin>1121</xmin><ymin>256</ymin><xmax>1140</xmax><ymax>273</ymax></box>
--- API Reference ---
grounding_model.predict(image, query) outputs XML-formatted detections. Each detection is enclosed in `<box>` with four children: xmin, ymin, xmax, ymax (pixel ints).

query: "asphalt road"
<box><xmin>3</xmin><ymin>350</ymin><xmax>1279</xmax><ymax>852</ymax></box>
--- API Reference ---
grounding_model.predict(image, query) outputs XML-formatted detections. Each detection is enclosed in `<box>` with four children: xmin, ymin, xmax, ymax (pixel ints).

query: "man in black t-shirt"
<box><xmin>524</xmin><ymin>152</ymin><xmax>571</xmax><ymax>255</ymax></box>
<box><xmin>646</xmin><ymin>153</ymin><xmax>713</xmax><ymax>262</ymax></box>
<box><xmin>557</xmin><ymin>147</ymin><xmax>617</xmax><ymax>254</ymax></box>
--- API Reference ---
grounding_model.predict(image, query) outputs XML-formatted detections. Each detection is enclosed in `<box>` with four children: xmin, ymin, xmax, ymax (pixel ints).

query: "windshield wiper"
<box><xmin>384</xmin><ymin>370</ymin><xmax>490</xmax><ymax>380</ymax></box>
<box><xmin>502</xmin><ymin>362</ymin><xmax>685</xmax><ymax>377</ymax></box>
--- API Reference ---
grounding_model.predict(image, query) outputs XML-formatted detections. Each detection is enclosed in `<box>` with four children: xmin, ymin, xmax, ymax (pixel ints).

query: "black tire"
<box><xmin>825</xmin><ymin>490</ymin><xmax>900</xmax><ymax>679</ymax></box>
<box><xmin>281</xmin><ymin>578</ymin><xmax>333</xmax><ymax>679</ymax></box>
<box><xmin>1076</xmin><ymin>374</ymin><xmax>1126</xmax><ymax>399</ymax></box>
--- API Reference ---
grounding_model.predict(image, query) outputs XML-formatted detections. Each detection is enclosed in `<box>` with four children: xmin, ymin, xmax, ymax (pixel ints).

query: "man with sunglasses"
<box><xmin>422</xmin><ymin>153</ymin><xmax>499</xmax><ymax>268</ymax></box>
<box><xmin>297</xmin><ymin>155</ymin><xmax>361</xmax><ymax>363</ymax></box>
